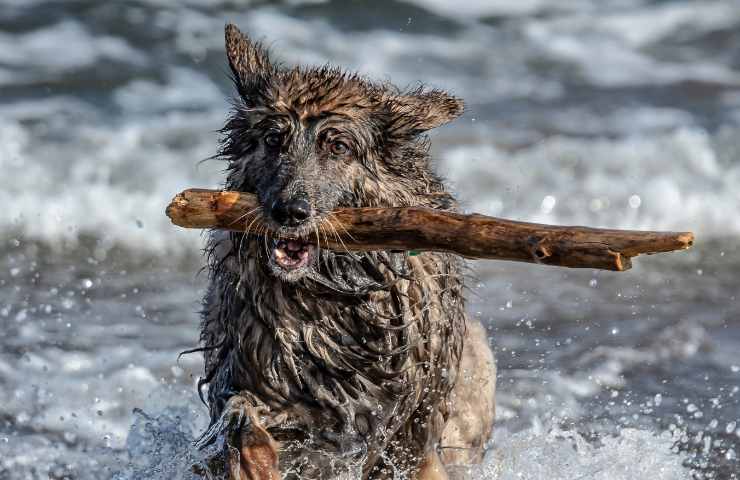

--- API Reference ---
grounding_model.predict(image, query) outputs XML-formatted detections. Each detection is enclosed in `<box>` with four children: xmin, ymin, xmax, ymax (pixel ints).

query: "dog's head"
<box><xmin>219</xmin><ymin>24</ymin><xmax>462</xmax><ymax>281</ymax></box>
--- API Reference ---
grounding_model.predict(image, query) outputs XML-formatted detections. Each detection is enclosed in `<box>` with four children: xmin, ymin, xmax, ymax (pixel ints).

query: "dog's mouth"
<box><xmin>270</xmin><ymin>237</ymin><xmax>316</xmax><ymax>273</ymax></box>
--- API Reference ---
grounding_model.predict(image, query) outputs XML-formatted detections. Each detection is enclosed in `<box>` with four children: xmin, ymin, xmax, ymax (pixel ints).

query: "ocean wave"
<box><xmin>0</xmin><ymin>107</ymin><xmax>223</xmax><ymax>256</ymax></box>
<box><xmin>523</xmin><ymin>1</ymin><xmax>740</xmax><ymax>87</ymax></box>
<box><xmin>1</xmin><ymin>113</ymin><xmax>735</xmax><ymax>258</ymax></box>
<box><xmin>0</xmin><ymin>20</ymin><xmax>145</xmax><ymax>83</ymax></box>
<box><xmin>441</xmin><ymin>127</ymin><xmax>740</xmax><ymax>236</ymax></box>
<box><xmin>1</xmin><ymin>1</ymin><xmax>737</xmax><ymax>258</ymax></box>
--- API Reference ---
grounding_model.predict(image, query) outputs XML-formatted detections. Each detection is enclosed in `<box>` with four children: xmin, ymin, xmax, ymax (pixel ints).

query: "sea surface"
<box><xmin>1</xmin><ymin>0</ymin><xmax>739</xmax><ymax>478</ymax></box>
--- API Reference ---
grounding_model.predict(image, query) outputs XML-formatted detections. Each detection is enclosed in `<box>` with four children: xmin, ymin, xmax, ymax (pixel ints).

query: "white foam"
<box><xmin>440</xmin><ymin>127</ymin><xmax>740</xmax><ymax>236</ymax></box>
<box><xmin>540</xmin><ymin>105</ymin><xmax>696</xmax><ymax>136</ymax></box>
<box><xmin>400</xmin><ymin>0</ymin><xmax>588</xmax><ymax>19</ymax></box>
<box><xmin>113</xmin><ymin>66</ymin><xmax>224</xmax><ymax>114</ymax></box>
<box><xmin>0</xmin><ymin>20</ymin><xmax>145</xmax><ymax>81</ymax></box>
<box><xmin>524</xmin><ymin>2</ymin><xmax>740</xmax><ymax>87</ymax></box>
<box><xmin>593</xmin><ymin>1</ymin><xmax>740</xmax><ymax>47</ymax></box>
<box><xmin>171</xmin><ymin>8</ymin><xmax>563</xmax><ymax>104</ymax></box>
<box><xmin>0</xmin><ymin>105</ymin><xmax>224</xmax><ymax>256</ymax></box>
<box><xmin>473</xmin><ymin>425</ymin><xmax>692</xmax><ymax>479</ymax></box>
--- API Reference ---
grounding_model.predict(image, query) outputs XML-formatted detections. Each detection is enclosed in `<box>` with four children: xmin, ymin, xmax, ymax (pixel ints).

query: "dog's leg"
<box><xmin>196</xmin><ymin>395</ymin><xmax>281</xmax><ymax>480</ymax></box>
<box><xmin>440</xmin><ymin>319</ymin><xmax>496</xmax><ymax>467</ymax></box>
<box><xmin>416</xmin><ymin>451</ymin><xmax>449</xmax><ymax>480</ymax></box>
<box><xmin>234</xmin><ymin>419</ymin><xmax>280</xmax><ymax>480</ymax></box>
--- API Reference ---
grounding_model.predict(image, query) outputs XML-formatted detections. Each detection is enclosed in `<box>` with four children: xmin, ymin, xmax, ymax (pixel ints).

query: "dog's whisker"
<box><xmin>229</xmin><ymin>206</ymin><xmax>262</xmax><ymax>227</ymax></box>
<box><xmin>244</xmin><ymin>211</ymin><xmax>264</xmax><ymax>237</ymax></box>
<box><xmin>323</xmin><ymin>217</ymin><xmax>355</xmax><ymax>259</ymax></box>
<box><xmin>260</xmin><ymin>225</ymin><xmax>271</xmax><ymax>258</ymax></box>
<box><xmin>318</xmin><ymin>222</ymin><xmax>332</xmax><ymax>256</ymax></box>
<box><xmin>313</xmin><ymin>222</ymin><xmax>322</xmax><ymax>258</ymax></box>
<box><xmin>327</xmin><ymin>212</ymin><xmax>359</xmax><ymax>244</ymax></box>
<box><xmin>235</xmin><ymin>208</ymin><xmax>264</xmax><ymax>266</ymax></box>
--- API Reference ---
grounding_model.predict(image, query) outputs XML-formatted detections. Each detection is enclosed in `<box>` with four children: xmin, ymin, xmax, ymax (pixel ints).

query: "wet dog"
<box><xmin>196</xmin><ymin>23</ymin><xmax>496</xmax><ymax>479</ymax></box>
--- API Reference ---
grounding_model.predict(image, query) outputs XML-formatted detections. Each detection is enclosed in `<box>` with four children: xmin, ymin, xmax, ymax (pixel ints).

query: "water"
<box><xmin>0</xmin><ymin>0</ymin><xmax>738</xmax><ymax>478</ymax></box>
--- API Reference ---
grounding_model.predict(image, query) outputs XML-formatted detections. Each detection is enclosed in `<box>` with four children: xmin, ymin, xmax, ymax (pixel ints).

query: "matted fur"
<box><xmin>197</xmin><ymin>24</ymin><xmax>495</xmax><ymax>479</ymax></box>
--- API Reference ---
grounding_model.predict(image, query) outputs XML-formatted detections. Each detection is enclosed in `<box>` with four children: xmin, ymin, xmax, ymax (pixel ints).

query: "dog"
<box><xmin>195</xmin><ymin>23</ymin><xmax>496</xmax><ymax>479</ymax></box>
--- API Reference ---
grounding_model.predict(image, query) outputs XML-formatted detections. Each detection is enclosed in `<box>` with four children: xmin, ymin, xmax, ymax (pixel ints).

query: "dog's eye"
<box><xmin>330</xmin><ymin>141</ymin><xmax>349</xmax><ymax>156</ymax></box>
<box><xmin>264</xmin><ymin>133</ymin><xmax>282</xmax><ymax>148</ymax></box>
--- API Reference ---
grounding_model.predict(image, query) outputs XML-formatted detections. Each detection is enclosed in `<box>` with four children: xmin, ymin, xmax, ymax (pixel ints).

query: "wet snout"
<box><xmin>271</xmin><ymin>197</ymin><xmax>312</xmax><ymax>228</ymax></box>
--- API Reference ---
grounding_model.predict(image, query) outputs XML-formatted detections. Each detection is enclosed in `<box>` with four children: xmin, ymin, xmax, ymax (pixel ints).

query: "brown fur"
<box><xmin>195</xmin><ymin>24</ymin><xmax>496</xmax><ymax>479</ymax></box>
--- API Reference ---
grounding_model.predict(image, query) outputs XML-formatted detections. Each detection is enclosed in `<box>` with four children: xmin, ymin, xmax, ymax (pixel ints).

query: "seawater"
<box><xmin>1</xmin><ymin>0</ymin><xmax>738</xmax><ymax>478</ymax></box>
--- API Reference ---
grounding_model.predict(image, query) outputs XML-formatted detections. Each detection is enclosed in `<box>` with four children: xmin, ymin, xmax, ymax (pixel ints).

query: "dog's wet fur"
<box><xmin>197</xmin><ymin>24</ymin><xmax>496</xmax><ymax>479</ymax></box>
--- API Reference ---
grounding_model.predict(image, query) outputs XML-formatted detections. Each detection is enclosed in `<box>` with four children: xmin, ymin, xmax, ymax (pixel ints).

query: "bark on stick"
<box><xmin>166</xmin><ymin>188</ymin><xmax>694</xmax><ymax>272</ymax></box>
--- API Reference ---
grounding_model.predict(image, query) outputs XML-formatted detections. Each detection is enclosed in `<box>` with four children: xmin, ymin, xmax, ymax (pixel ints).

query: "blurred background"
<box><xmin>1</xmin><ymin>0</ymin><xmax>739</xmax><ymax>478</ymax></box>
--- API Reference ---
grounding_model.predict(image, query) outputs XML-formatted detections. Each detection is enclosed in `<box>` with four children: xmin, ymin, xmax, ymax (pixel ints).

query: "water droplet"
<box><xmin>540</xmin><ymin>195</ymin><xmax>556</xmax><ymax>214</ymax></box>
<box><xmin>722</xmin><ymin>420</ymin><xmax>737</xmax><ymax>434</ymax></box>
<box><xmin>628</xmin><ymin>194</ymin><xmax>641</xmax><ymax>209</ymax></box>
<box><xmin>81</xmin><ymin>278</ymin><xmax>93</xmax><ymax>289</ymax></box>
<box><xmin>589</xmin><ymin>278</ymin><xmax>598</xmax><ymax>288</ymax></box>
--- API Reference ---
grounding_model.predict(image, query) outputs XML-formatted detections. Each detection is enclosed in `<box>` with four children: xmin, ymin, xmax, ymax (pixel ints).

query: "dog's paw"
<box><xmin>195</xmin><ymin>395</ymin><xmax>257</xmax><ymax>450</ymax></box>
<box><xmin>195</xmin><ymin>394</ymin><xmax>281</xmax><ymax>480</ymax></box>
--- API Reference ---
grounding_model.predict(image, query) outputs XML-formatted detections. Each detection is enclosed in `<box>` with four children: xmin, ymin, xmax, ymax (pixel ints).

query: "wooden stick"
<box><xmin>166</xmin><ymin>188</ymin><xmax>694</xmax><ymax>272</ymax></box>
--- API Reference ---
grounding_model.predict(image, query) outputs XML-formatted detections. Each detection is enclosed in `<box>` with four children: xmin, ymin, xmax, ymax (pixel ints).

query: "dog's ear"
<box><xmin>386</xmin><ymin>87</ymin><xmax>464</xmax><ymax>138</ymax></box>
<box><xmin>225</xmin><ymin>23</ymin><xmax>275</xmax><ymax>104</ymax></box>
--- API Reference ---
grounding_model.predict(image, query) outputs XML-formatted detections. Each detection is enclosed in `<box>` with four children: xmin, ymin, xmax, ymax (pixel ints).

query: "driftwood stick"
<box><xmin>166</xmin><ymin>188</ymin><xmax>694</xmax><ymax>272</ymax></box>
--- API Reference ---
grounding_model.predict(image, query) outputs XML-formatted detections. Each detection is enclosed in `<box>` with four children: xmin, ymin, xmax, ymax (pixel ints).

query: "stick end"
<box><xmin>165</xmin><ymin>191</ymin><xmax>190</xmax><ymax>224</ymax></box>
<box><xmin>678</xmin><ymin>232</ymin><xmax>695</xmax><ymax>250</ymax></box>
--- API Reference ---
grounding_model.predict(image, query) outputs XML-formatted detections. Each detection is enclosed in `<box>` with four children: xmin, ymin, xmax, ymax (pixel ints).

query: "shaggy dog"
<box><xmin>195</xmin><ymin>24</ymin><xmax>496</xmax><ymax>480</ymax></box>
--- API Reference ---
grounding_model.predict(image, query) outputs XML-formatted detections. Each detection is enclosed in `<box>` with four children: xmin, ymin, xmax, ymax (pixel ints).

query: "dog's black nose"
<box><xmin>273</xmin><ymin>198</ymin><xmax>311</xmax><ymax>226</ymax></box>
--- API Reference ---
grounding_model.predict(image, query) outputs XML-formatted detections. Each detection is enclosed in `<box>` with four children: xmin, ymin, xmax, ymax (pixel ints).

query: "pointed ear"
<box><xmin>224</xmin><ymin>23</ymin><xmax>275</xmax><ymax>102</ymax></box>
<box><xmin>386</xmin><ymin>87</ymin><xmax>464</xmax><ymax>138</ymax></box>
